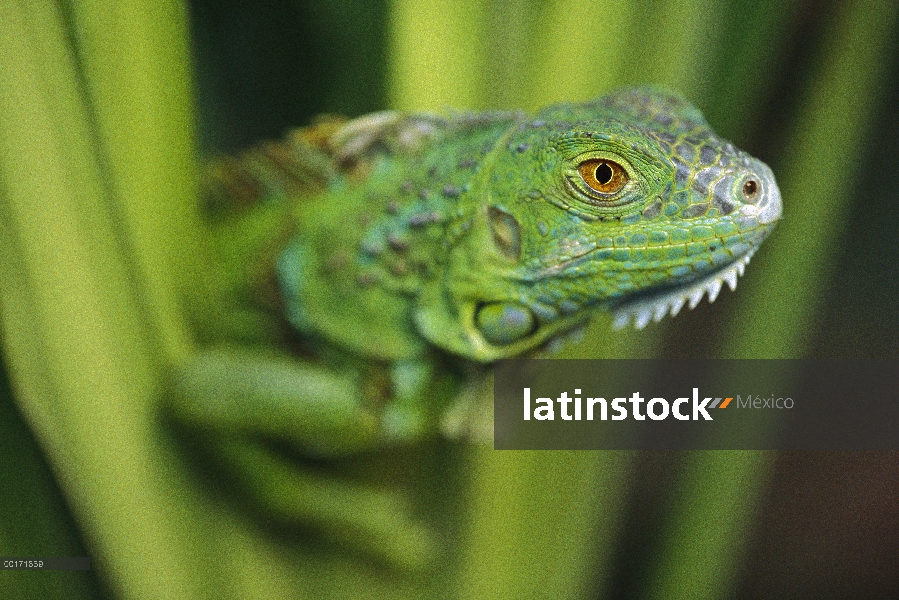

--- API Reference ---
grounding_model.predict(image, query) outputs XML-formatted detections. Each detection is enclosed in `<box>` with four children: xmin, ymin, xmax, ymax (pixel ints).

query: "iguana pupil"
<box><xmin>595</xmin><ymin>162</ymin><xmax>613</xmax><ymax>184</ymax></box>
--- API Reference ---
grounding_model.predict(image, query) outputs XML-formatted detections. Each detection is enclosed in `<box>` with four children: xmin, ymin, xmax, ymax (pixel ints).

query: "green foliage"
<box><xmin>0</xmin><ymin>363</ymin><xmax>107</xmax><ymax>599</ymax></box>
<box><xmin>0</xmin><ymin>0</ymin><xmax>897</xmax><ymax>598</ymax></box>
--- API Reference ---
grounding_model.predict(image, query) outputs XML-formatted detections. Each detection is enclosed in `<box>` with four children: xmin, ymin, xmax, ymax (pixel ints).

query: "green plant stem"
<box><xmin>388</xmin><ymin>0</ymin><xmax>488</xmax><ymax>111</ymax></box>
<box><xmin>64</xmin><ymin>0</ymin><xmax>204</xmax><ymax>366</ymax></box>
<box><xmin>0</xmin><ymin>2</ymin><xmax>217</xmax><ymax>597</ymax></box>
<box><xmin>725</xmin><ymin>0</ymin><xmax>898</xmax><ymax>359</ymax></box>
<box><xmin>642</xmin><ymin>2</ymin><xmax>899</xmax><ymax>598</ymax></box>
<box><xmin>524</xmin><ymin>0</ymin><xmax>633</xmax><ymax>110</ymax></box>
<box><xmin>640</xmin><ymin>451</ymin><xmax>769</xmax><ymax>599</ymax></box>
<box><xmin>457</xmin><ymin>450</ymin><xmax>628</xmax><ymax>599</ymax></box>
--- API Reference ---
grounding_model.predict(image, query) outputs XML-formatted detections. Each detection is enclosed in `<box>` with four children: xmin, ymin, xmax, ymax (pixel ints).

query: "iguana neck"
<box><xmin>278</xmin><ymin>111</ymin><xmax>524</xmax><ymax>360</ymax></box>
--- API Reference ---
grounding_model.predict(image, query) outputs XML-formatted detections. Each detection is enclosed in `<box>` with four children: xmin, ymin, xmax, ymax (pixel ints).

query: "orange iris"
<box><xmin>577</xmin><ymin>159</ymin><xmax>628</xmax><ymax>195</ymax></box>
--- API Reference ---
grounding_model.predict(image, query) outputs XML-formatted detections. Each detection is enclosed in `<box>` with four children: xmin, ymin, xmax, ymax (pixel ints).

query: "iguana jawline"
<box><xmin>611</xmin><ymin>249</ymin><xmax>756</xmax><ymax>330</ymax></box>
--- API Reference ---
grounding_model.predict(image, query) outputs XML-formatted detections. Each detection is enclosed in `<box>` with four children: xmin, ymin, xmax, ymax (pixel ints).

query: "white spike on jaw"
<box><xmin>613</xmin><ymin>312</ymin><xmax>631</xmax><ymax>329</ymax></box>
<box><xmin>610</xmin><ymin>250</ymin><xmax>758</xmax><ymax>330</ymax></box>
<box><xmin>634</xmin><ymin>308</ymin><xmax>653</xmax><ymax>330</ymax></box>
<box><xmin>723</xmin><ymin>269</ymin><xmax>738</xmax><ymax>291</ymax></box>
<box><xmin>688</xmin><ymin>286</ymin><xmax>705</xmax><ymax>309</ymax></box>
<box><xmin>653</xmin><ymin>302</ymin><xmax>668</xmax><ymax>323</ymax></box>
<box><xmin>706</xmin><ymin>278</ymin><xmax>723</xmax><ymax>303</ymax></box>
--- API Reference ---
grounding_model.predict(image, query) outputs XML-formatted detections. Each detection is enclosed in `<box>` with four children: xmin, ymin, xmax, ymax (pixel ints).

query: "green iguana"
<box><xmin>170</xmin><ymin>88</ymin><xmax>781</xmax><ymax>571</ymax></box>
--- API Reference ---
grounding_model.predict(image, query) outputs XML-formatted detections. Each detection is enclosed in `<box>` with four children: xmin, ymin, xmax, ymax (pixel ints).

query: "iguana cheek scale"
<box><xmin>172</xmin><ymin>88</ymin><xmax>782</xmax><ymax>570</ymax></box>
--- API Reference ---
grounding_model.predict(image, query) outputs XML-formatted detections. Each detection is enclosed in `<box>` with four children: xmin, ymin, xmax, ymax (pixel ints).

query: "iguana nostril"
<box><xmin>742</xmin><ymin>179</ymin><xmax>759</xmax><ymax>200</ymax></box>
<box><xmin>476</xmin><ymin>303</ymin><xmax>535</xmax><ymax>345</ymax></box>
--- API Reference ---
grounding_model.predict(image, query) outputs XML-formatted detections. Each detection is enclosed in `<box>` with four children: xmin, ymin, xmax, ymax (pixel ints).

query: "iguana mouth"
<box><xmin>610</xmin><ymin>249</ymin><xmax>757</xmax><ymax>330</ymax></box>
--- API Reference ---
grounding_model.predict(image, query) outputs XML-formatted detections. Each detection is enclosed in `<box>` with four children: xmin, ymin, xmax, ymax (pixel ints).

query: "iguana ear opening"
<box><xmin>487</xmin><ymin>206</ymin><xmax>521</xmax><ymax>261</ymax></box>
<box><xmin>412</xmin><ymin>201</ymin><xmax>574</xmax><ymax>360</ymax></box>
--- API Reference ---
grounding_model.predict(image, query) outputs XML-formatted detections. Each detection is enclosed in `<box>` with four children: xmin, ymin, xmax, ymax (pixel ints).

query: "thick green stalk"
<box><xmin>524</xmin><ymin>0</ymin><xmax>633</xmax><ymax>110</ymax></box>
<box><xmin>620</xmin><ymin>0</ymin><xmax>724</xmax><ymax>97</ymax></box>
<box><xmin>0</xmin><ymin>2</ymin><xmax>217</xmax><ymax>597</ymax></box>
<box><xmin>457</xmin><ymin>450</ymin><xmax>628</xmax><ymax>599</ymax></box>
<box><xmin>480</xmin><ymin>0</ymin><xmax>543</xmax><ymax>109</ymax></box>
<box><xmin>388</xmin><ymin>0</ymin><xmax>488</xmax><ymax>111</ymax></box>
<box><xmin>703</xmin><ymin>0</ymin><xmax>800</xmax><ymax>139</ymax></box>
<box><xmin>642</xmin><ymin>1</ymin><xmax>899</xmax><ymax>598</ymax></box>
<box><xmin>63</xmin><ymin>0</ymin><xmax>204</xmax><ymax>366</ymax></box>
<box><xmin>0</xmin><ymin>361</ymin><xmax>103</xmax><ymax>599</ymax></box>
<box><xmin>639</xmin><ymin>451</ymin><xmax>769</xmax><ymax>599</ymax></box>
<box><xmin>725</xmin><ymin>0</ymin><xmax>898</xmax><ymax>359</ymax></box>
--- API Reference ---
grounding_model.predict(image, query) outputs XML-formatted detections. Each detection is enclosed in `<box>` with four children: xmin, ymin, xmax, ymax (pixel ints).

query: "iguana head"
<box><xmin>414</xmin><ymin>88</ymin><xmax>782</xmax><ymax>361</ymax></box>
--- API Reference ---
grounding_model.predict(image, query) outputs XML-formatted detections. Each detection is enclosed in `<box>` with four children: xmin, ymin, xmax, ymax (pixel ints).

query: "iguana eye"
<box><xmin>577</xmin><ymin>159</ymin><xmax>628</xmax><ymax>195</ymax></box>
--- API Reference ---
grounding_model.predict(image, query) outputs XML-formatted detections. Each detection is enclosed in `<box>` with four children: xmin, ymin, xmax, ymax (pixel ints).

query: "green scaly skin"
<box><xmin>170</xmin><ymin>89</ymin><xmax>781</xmax><ymax>572</ymax></box>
